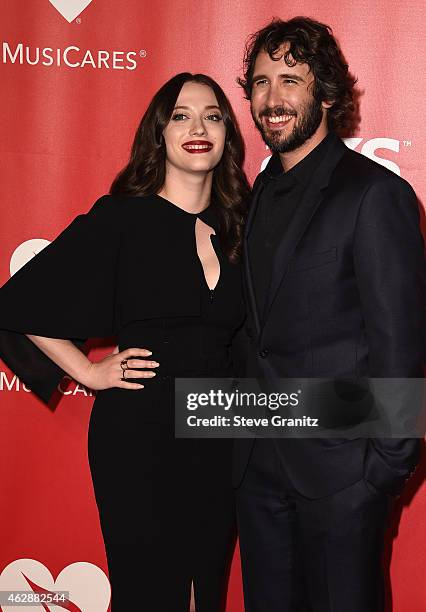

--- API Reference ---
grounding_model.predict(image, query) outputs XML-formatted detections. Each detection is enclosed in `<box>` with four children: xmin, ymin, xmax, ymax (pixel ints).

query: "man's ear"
<box><xmin>322</xmin><ymin>99</ymin><xmax>334</xmax><ymax>109</ymax></box>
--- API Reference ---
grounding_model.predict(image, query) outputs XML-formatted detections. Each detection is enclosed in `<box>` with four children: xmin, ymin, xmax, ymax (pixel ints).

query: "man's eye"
<box><xmin>284</xmin><ymin>79</ymin><xmax>297</xmax><ymax>85</ymax></box>
<box><xmin>254</xmin><ymin>79</ymin><xmax>268</xmax><ymax>87</ymax></box>
<box><xmin>206</xmin><ymin>114</ymin><xmax>223</xmax><ymax>121</ymax></box>
<box><xmin>171</xmin><ymin>113</ymin><xmax>188</xmax><ymax>121</ymax></box>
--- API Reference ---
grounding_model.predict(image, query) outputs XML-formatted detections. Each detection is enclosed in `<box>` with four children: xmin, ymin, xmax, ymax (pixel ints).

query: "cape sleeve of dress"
<box><xmin>0</xmin><ymin>195</ymin><xmax>121</xmax><ymax>404</ymax></box>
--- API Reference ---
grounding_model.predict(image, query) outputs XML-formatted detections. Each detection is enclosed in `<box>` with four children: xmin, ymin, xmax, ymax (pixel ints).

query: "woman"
<box><xmin>0</xmin><ymin>73</ymin><xmax>250</xmax><ymax>611</ymax></box>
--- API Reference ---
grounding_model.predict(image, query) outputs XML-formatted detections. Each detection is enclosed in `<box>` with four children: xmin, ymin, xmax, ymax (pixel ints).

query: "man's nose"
<box><xmin>265</xmin><ymin>82</ymin><xmax>282</xmax><ymax>109</ymax></box>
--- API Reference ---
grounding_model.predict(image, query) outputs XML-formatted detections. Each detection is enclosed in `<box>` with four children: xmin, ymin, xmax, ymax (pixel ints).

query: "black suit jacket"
<box><xmin>233</xmin><ymin>134</ymin><xmax>425</xmax><ymax>498</ymax></box>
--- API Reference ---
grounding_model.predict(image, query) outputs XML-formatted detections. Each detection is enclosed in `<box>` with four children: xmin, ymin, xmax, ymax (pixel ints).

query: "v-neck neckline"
<box><xmin>195</xmin><ymin>220</ymin><xmax>221</xmax><ymax>293</ymax></box>
<box><xmin>152</xmin><ymin>193</ymin><xmax>221</xmax><ymax>292</ymax></box>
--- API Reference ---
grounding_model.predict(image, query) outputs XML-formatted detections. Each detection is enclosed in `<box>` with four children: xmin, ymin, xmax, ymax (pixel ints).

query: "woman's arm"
<box><xmin>26</xmin><ymin>335</ymin><xmax>158</xmax><ymax>391</ymax></box>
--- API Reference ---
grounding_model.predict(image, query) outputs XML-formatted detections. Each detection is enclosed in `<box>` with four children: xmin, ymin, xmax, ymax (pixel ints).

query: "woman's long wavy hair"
<box><xmin>238</xmin><ymin>17</ymin><xmax>357</xmax><ymax>133</ymax></box>
<box><xmin>110</xmin><ymin>73</ymin><xmax>250</xmax><ymax>262</ymax></box>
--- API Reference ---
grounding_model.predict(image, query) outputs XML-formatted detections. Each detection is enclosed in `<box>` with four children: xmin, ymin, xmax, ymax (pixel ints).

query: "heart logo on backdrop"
<box><xmin>10</xmin><ymin>239</ymin><xmax>51</xmax><ymax>276</ymax></box>
<box><xmin>0</xmin><ymin>559</ymin><xmax>111</xmax><ymax>612</ymax></box>
<box><xmin>49</xmin><ymin>1</ymin><xmax>94</xmax><ymax>23</ymax></box>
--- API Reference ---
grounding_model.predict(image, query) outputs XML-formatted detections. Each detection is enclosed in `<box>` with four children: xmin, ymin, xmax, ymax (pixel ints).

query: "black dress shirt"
<box><xmin>249</xmin><ymin>133</ymin><xmax>335</xmax><ymax>319</ymax></box>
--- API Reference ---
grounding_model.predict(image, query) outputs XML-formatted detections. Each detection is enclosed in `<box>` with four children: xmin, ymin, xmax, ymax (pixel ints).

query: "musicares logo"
<box><xmin>49</xmin><ymin>0</ymin><xmax>93</xmax><ymax>22</ymax></box>
<box><xmin>3</xmin><ymin>1</ymin><xmax>144</xmax><ymax>71</ymax></box>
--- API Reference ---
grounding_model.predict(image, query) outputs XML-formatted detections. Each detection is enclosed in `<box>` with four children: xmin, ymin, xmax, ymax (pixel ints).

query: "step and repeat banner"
<box><xmin>1</xmin><ymin>1</ymin><xmax>425</xmax><ymax>610</ymax></box>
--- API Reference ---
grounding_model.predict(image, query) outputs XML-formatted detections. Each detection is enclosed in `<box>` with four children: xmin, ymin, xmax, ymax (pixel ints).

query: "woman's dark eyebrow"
<box><xmin>173</xmin><ymin>105</ymin><xmax>221</xmax><ymax>111</ymax></box>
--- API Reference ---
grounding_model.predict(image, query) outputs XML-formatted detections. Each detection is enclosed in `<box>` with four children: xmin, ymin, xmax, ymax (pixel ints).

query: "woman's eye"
<box><xmin>206</xmin><ymin>114</ymin><xmax>223</xmax><ymax>121</ymax></box>
<box><xmin>171</xmin><ymin>113</ymin><xmax>188</xmax><ymax>121</ymax></box>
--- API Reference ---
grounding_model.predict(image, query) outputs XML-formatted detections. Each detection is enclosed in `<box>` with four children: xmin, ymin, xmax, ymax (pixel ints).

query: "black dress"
<box><xmin>0</xmin><ymin>194</ymin><xmax>245</xmax><ymax>611</ymax></box>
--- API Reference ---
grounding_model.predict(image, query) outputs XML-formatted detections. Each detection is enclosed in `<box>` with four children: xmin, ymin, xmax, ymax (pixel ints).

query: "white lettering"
<box><xmin>260</xmin><ymin>154</ymin><xmax>272</xmax><ymax>172</ymax></box>
<box><xmin>25</xmin><ymin>46</ymin><xmax>40</xmax><ymax>66</ymax></box>
<box><xmin>271</xmin><ymin>415</ymin><xmax>319</xmax><ymax>427</ymax></box>
<box><xmin>343</xmin><ymin>137</ymin><xmax>363</xmax><ymax>150</ymax></box>
<box><xmin>289</xmin><ymin>392</ymin><xmax>299</xmax><ymax>406</ymax></box>
<box><xmin>197</xmin><ymin>393</ymin><xmax>209</xmax><ymax>406</ymax></box>
<box><xmin>112</xmin><ymin>51</ymin><xmax>124</xmax><ymax>70</ymax></box>
<box><xmin>3</xmin><ymin>42</ymin><xmax>23</xmax><ymax>64</ymax></box>
<box><xmin>233</xmin><ymin>416</ymin><xmax>269</xmax><ymax>427</ymax></box>
<box><xmin>361</xmin><ymin>138</ymin><xmax>400</xmax><ymax>176</ymax></box>
<box><xmin>42</xmin><ymin>47</ymin><xmax>54</xmax><ymax>66</ymax></box>
<box><xmin>98</xmin><ymin>50</ymin><xmax>109</xmax><ymax>68</ymax></box>
<box><xmin>80</xmin><ymin>49</ymin><xmax>96</xmax><ymax>68</ymax></box>
<box><xmin>63</xmin><ymin>45</ymin><xmax>80</xmax><ymax>68</ymax></box>
<box><xmin>0</xmin><ymin>372</ymin><xmax>19</xmax><ymax>391</ymax></box>
<box><xmin>187</xmin><ymin>415</ymin><xmax>230</xmax><ymax>427</ymax></box>
<box><xmin>73</xmin><ymin>383</ymin><xmax>92</xmax><ymax>396</ymax></box>
<box><xmin>343</xmin><ymin>137</ymin><xmax>401</xmax><ymax>175</ymax></box>
<box><xmin>126</xmin><ymin>51</ymin><xmax>137</xmax><ymax>71</ymax></box>
<box><xmin>2</xmin><ymin>42</ymin><xmax>141</xmax><ymax>71</ymax></box>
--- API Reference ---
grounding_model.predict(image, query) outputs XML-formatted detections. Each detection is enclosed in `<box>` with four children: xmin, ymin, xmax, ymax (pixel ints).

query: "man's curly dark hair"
<box><xmin>238</xmin><ymin>17</ymin><xmax>357</xmax><ymax>133</ymax></box>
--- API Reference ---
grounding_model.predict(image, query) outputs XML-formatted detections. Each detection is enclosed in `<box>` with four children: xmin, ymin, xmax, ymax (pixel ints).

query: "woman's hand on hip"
<box><xmin>84</xmin><ymin>347</ymin><xmax>159</xmax><ymax>390</ymax></box>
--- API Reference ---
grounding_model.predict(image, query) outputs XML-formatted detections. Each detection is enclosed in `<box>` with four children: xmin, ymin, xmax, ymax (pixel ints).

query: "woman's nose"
<box><xmin>189</xmin><ymin>118</ymin><xmax>206</xmax><ymax>136</ymax></box>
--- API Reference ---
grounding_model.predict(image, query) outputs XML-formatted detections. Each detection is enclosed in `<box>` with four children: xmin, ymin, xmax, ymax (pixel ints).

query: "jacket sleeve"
<box><xmin>353</xmin><ymin>176</ymin><xmax>426</xmax><ymax>494</ymax></box>
<box><xmin>0</xmin><ymin>195</ymin><xmax>121</xmax><ymax>404</ymax></box>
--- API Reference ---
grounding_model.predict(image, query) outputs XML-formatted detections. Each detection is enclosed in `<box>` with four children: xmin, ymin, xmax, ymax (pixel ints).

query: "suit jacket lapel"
<box><xmin>263</xmin><ymin>137</ymin><xmax>347</xmax><ymax>323</ymax></box>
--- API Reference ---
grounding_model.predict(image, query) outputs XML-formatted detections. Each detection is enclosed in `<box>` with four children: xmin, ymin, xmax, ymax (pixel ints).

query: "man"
<box><xmin>233</xmin><ymin>17</ymin><xmax>425</xmax><ymax>611</ymax></box>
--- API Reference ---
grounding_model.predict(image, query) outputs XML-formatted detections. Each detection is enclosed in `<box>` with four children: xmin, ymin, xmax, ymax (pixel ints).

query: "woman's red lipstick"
<box><xmin>182</xmin><ymin>140</ymin><xmax>213</xmax><ymax>153</ymax></box>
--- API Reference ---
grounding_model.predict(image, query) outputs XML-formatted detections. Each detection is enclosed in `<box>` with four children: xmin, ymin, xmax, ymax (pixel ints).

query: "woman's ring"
<box><xmin>120</xmin><ymin>358</ymin><xmax>129</xmax><ymax>381</ymax></box>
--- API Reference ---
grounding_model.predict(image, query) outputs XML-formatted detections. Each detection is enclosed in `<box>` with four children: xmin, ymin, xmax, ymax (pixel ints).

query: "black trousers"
<box><xmin>88</xmin><ymin>396</ymin><xmax>236</xmax><ymax>612</ymax></box>
<box><xmin>236</xmin><ymin>438</ymin><xmax>391</xmax><ymax>612</ymax></box>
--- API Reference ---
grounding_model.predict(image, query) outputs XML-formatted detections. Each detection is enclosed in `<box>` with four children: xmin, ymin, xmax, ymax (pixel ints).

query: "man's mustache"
<box><xmin>259</xmin><ymin>106</ymin><xmax>297</xmax><ymax>119</ymax></box>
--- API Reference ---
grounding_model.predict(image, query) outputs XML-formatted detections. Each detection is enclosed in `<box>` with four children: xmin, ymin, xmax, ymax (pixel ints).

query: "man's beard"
<box><xmin>252</xmin><ymin>97</ymin><xmax>324</xmax><ymax>154</ymax></box>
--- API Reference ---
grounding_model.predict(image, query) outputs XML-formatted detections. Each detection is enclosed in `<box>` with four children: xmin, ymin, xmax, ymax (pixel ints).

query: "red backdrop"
<box><xmin>1</xmin><ymin>1</ymin><xmax>425</xmax><ymax>610</ymax></box>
